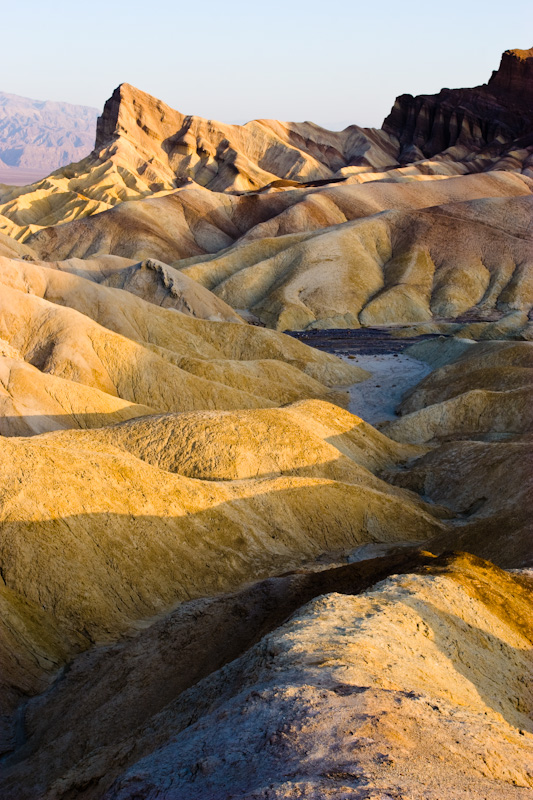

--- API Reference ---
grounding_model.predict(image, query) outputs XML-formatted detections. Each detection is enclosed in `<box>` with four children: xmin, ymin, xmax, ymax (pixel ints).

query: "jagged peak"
<box><xmin>487</xmin><ymin>46</ymin><xmax>533</xmax><ymax>102</ymax></box>
<box><xmin>94</xmin><ymin>82</ymin><xmax>187</xmax><ymax>151</ymax></box>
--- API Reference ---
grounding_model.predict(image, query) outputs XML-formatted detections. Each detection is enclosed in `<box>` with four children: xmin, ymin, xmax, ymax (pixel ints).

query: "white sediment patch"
<box><xmin>342</xmin><ymin>353</ymin><xmax>431</xmax><ymax>424</ymax></box>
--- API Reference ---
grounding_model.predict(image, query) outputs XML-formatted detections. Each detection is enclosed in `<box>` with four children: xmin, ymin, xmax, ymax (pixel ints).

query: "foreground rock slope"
<box><xmin>0</xmin><ymin>249</ymin><xmax>531</xmax><ymax>796</ymax></box>
<box><xmin>2</xmin><ymin>553</ymin><xmax>532</xmax><ymax>799</ymax></box>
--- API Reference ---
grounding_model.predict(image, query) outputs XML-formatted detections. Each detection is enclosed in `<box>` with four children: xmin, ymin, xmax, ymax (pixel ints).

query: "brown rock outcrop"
<box><xmin>383</xmin><ymin>47</ymin><xmax>533</xmax><ymax>162</ymax></box>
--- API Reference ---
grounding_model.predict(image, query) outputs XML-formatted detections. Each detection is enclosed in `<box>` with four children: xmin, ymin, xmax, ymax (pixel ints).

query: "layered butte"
<box><xmin>384</xmin><ymin>48</ymin><xmax>533</xmax><ymax>161</ymax></box>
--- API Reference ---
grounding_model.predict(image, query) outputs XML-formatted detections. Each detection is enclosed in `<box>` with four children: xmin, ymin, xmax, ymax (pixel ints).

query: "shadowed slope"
<box><xmin>98</xmin><ymin>554</ymin><xmax>533</xmax><ymax>799</ymax></box>
<box><xmin>3</xmin><ymin>553</ymin><xmax>531</xmax><ymax>799</ymax></box>
<box><xmin>0</xmin><ymin>403</ymin><xmax>446</xmax><ymax>718</ymax></box>
<box><xmin>388</xmin><ymin>437</ymin><xmax>533</xmax><ymax>570</ymax></box>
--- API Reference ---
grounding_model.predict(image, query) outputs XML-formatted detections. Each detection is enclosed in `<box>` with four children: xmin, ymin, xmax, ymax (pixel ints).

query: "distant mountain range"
<box><xmin>0</xmin><ymin>92</ymin><xmax>98</xmax><ymax>185</ymax></box>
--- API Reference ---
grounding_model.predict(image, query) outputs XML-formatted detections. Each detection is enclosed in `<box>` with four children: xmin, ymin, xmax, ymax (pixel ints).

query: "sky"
<box><xmin>4</xmin><ymin>0</ymin><xmax>533</xmax><ymax>129</ymax></box>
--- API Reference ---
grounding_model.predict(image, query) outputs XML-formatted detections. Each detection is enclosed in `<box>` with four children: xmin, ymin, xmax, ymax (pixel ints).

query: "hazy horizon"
<box><xmin>3</xmin><ymin>0</ymin><xmax>533</xmax><ymax>130</ymax></box>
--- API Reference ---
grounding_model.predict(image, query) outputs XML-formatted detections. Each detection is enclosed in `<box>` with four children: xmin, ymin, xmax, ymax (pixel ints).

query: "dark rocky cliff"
<box><xmin>382</xmin><ymin>48</ymin><xmax>533</xmax><ymax>162</ymax></box>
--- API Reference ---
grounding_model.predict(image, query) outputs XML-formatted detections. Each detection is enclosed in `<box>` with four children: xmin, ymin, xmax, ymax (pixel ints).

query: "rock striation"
<box><xmin>383</xmin><ymin>47</ymin><xmax>533</xmax><ymax>162</ymax></box>
<box><xmin>175</xmin><ymin>189</ymin><xmax>533</xmax><ymax>331</ymax></box>
<box><xmin>22</xmin><ymin>173</ymin><xmax>533</xmax><ymax>331</ymax></box>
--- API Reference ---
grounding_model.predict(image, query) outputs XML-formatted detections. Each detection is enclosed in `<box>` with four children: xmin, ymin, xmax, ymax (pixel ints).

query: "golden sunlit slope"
<box><xmin>0</xmin><ymin>400</ymin><xmax>445</xmax><ymax>715</ymax></box>
<box><xmin>58</xmin><ymin>399</ymin><xmax>423</xmax><ymax>482</ymax></box>
<box><xmin>0</xmin><ymin>341</ymin><xmax>154</xmax><ymax>436</ymax></box>
<box><xmin>0</xmin><ymin>229</ymin><xmax>35</xmax><ymax>258</ymax></box>
<box><xmin>25</xmin><ymin>170</ymin><xmax>530</xmax><ymax>262</ymax></box>
<box><xmin>176</xmin><ymin>194</ymin><xmax>533</xmax><ymax>330</ymax></box>
<box><xmin>0</xmin><ymin>252</ymin><xmax>442</xmax><ymax>725</ymax></box>
<box><xmin>0</xmin><ymin>251</ymin><xmax>443</xmax><ymax>729</ymax></box>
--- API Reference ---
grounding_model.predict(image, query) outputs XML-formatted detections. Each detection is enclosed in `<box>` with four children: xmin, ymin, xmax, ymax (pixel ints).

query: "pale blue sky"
<box><xmin>5</xmin><ymin>0</ymin><xmax>532</xmax><ymax>129</ymax></box>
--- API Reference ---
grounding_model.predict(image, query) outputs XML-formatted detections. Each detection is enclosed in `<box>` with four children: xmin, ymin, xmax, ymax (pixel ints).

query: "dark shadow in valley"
<box><xmin>0</xmin><ymin>412</ymin><xmax>157</xmax><ymax>437</ymax></box>
<box><xmin>0</xmin><ymin>543</ymin><xmax>443</xmax><ymax>799</ymax></box>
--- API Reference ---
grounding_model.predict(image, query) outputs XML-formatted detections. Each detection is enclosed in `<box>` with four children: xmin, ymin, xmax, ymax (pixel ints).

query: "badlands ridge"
<box><xmin>0</xmin><ymin>48</ymin><xmax>532</xmax><ymax>799</ymax></box>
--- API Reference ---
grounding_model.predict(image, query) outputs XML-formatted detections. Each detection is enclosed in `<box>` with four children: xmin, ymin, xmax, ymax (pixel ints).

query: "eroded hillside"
<box><xmin>0</xmin><ymin>47</ymin><xmax>531</xmax><ymax>800</ymax></box>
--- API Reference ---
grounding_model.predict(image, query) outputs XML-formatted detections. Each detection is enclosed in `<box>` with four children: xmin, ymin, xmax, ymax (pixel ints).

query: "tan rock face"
<box><xmin>100</xmin><ymin>258</ymin><xmax>245</xmax><ymax>322</ymax></box>
<box><xmin>95</xmin><ymin>83</ymin><xmax>400</xmax><ymax>191</ymax></box>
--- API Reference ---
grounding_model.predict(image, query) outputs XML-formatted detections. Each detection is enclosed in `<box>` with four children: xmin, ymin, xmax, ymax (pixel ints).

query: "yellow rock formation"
<box><xmin>0</xmin><ymin>65</ymin><xmax>532</xmax><ymax>800</ymax></box>
<box><xmin>383</xmin><ymin>340</ymin><xmax>533</xmax><ymax>442</ymax></box>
